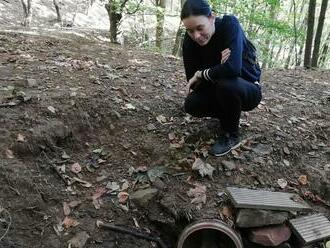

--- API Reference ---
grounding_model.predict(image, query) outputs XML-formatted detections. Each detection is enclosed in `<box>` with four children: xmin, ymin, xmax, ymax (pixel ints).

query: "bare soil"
<box><xmin>0</xmin><ymin>30</ymin><xmax>329</xmax><ymax>248</ymax></box>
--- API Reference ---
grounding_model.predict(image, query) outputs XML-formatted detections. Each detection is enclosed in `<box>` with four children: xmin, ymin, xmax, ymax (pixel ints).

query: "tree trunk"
<box><xmin>105</xmin><ymin>0</ymin><xmax>122</xmax><ymax>43</ymax></box>
<box><xmin>311</xmin><ymin>0</ymin><xmax>328</xmax><ymax>67</ymax></box>
<box><xmin>304</xmin><ymin>0</ymin><xmax>316</xmax><ymax>68</ymax></box>
<box><xmin>172</xmin><ymin>22</ymin><xmax>184</xmax><ymax>56</ymax></box>
<box><xmin>21</xmin><ymin>0</ymin><xmax>32</xmax><ymax>26</ymax></box>
<box><xmin>53</xmin><ymin>0</ymin><xmax>62</xmax><ymax>23</ymax></box>
<box><xmin>319</xmin><ymin>31</ymin><xmax>330</xmax><ymax>67</ymax></box>
<box><xmin>155</xmin><ymin>0</ymin><xmax>166</xmax><ymax>50</ymax></box>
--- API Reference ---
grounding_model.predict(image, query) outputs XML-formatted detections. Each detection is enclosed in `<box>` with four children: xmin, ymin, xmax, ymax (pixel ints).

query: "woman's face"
<box><xmin>182</xmin><ymin>15</ymin><xmax>215</xmax><ymax>46</ymax></box>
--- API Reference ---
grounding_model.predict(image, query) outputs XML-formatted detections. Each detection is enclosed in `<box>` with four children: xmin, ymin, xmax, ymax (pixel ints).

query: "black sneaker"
<box><xmin>210</xmin><ymin>132</ymin><xmax>241</xmax><ymax>156</ymax></box>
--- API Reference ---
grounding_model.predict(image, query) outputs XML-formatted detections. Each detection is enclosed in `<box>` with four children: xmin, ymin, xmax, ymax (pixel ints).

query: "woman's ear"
<box><xmin>208</xmin><ymin>14</ymin><xmax>215</xmax><ymax>24</ymax></box>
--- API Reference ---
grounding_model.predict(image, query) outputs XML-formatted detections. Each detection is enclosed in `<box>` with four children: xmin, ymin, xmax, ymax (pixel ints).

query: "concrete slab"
<box><xmin>226</xmin><ymin>187</ymin><xmax>311</xmax><ymax>212</ymax></box>
<box><xmin>289</xmin><ymin>214</ymin><xmax>330</xmax><ymax>245</ymax></box>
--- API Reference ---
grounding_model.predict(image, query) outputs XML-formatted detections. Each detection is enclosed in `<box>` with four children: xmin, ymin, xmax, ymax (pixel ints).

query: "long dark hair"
<box><xmin>180</xmin><ymin>0</ymin><xmax>212</xmax><ymax>20</ymax></box>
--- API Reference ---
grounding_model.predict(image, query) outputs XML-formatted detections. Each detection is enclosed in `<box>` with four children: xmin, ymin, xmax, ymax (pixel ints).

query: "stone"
<box><xmin>27</xmin><ymin>78</ymin><xmax>37</xmax><ymax>87</ymax></box>
<box><xmin>221</xmin><ymin>160</ymin><xmax>237</xmax><ymax>171</ymax></box>
<box><xmin>236</xmin><ymin>209</ymin><xmax>289</xmax><ymax>228</ymax></box>
<box><xmin>249</xmin><ymin>225</ymin><xmax>291</xmax><ymax>247</ymax></box>
<box><xmin>67</xmin><ymin>231</ymin><xmax>89</xmax><ymax>248</ymax></box>
<box><xmin>252</xmin><ymin>144</ymin><xmax>272</xmax><ymax>156</ymax></box>
<box><xmin>147</xmin><ymin>123</ymin><xmax>156</xmax><ymax>131</ymax></box>
<box><xmin>130</xmin><ymin>188</ymin><xmax>158</xmax><ymax>206</ymax></box>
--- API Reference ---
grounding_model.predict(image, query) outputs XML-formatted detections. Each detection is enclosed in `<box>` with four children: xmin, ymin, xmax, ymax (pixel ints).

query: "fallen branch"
<box><xmin>0</xmin><ymin>207</ymin><xmax>12</xmax><ymax>242</ymax></box>
<box><xmin>97</xmin><ymin>221</ymin><xmax>167</xmax><ymax>248</ymax></box>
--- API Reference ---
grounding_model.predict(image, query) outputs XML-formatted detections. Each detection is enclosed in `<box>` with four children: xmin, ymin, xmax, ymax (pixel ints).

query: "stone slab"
<box><xmin>226</xmin><ymin>187</ymin><xmax>311</xmax><ymax>211</ymax></box>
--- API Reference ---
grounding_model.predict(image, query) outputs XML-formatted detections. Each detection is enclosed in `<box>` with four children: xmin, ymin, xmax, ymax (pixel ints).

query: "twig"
<box><xmin>0</xmin><ymin>207</ymin><xmax>12</xmax><ymax>242</ymax></box>
<box><xmin>97</xmin><ymin>221</ymin><xmax>167</xmax><ymax>248</ymax></box>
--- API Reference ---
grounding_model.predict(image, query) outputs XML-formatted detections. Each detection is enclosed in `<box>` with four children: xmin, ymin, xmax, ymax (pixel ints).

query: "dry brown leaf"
<box><xmin>63</xmin><ymin>202</ymin><xmax>70</xmax><ymax>216</ymax></box>
<box><xmin>168</xmin><ymin>132</ymin><xmax>176</xmax><ymax>141</ymax></box>
<box><xmin>298</xmin><ymin>175</ymin><xmax>308</xmax><ymax>185</ymax></box>
<box><xmin>68</xmin><ymin>200</ymin><xmax>82</xmax><ymax>208</ymax></box>
<box><xmin>70</xmin><ymin>162</ymin><xmax>82</xmax><ymax>174</ymax></box>
<box><xmin>92</xmin><ymin>187</ymin><xmax>107</xmax><ymax>200</ymax></box>
<box><xmin>62</xmin><ymin>217</ymin><xmax>79</xmax><ymax>229</ymax></box>
<box><xmin>187</xmin><ymin>184</ymin><xmax>207</xmax><ymax>205</ymax></box>
<box><xmin>277</xmin><ymin>178</ymin><xmax>288</xmax><ymax>189</ymax></box>
<box><xmin>16</xmin><ymin>133</ymin><xmax>26</xmax><ymax>142</ymax></box>
<box><xmin>192</xmin><ymin>158</ymin><xmax>215</xmax><ymax>178</ymax></box>
<box><xmin>72</xmin><ymin>177</ymin><xmax>92</xmax><ymax>187</ymax></box>
<box><xmin>156</xmin><ymin>114</ymin><xmax>167</xmax><ymax>124</ymax></box>
<box><xmin>221</xmin><ymin>206</ymin><xmax>233</xmax><ymax>218</ymax></box>
<box><xmin>5</xmin><ymin>149</ymin><xmax>14</xmax><ymax>159</ymax></box>
<box><xmin>118</xmin><ymin>192</ymin><xmax>129</xmax><ymax>204</ymax></box>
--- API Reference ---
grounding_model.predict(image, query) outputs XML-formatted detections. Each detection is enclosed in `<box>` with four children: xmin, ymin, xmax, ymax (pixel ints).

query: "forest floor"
<box><xmin>0</xmin><ymin>30</ymin><xmax>329</xmax><ymax>248</ymax></box>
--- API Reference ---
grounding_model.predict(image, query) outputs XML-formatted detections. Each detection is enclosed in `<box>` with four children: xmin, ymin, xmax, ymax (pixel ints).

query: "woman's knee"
<box><xmin>184</xmin><ymin>95</ymin><xmax>204</xmax><ymax>117</ymax></box>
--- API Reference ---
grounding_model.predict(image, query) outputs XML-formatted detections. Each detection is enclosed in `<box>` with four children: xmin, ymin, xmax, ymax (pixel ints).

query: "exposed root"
<box><xmin>0</xmin><ymin>206</ymin><xmax>12</xmax><ymax>241</ymax></box>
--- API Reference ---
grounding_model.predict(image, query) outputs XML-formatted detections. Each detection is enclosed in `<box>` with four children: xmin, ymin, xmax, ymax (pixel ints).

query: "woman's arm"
<box><xmin>182</xmin><ymin>34</ymin><xmax>200</xmax><ymax>82</ymax></box>
<box><xmin>201</xmin><ymin>16</ymin><xmax>244</xmax><ymax>82</ymax></box>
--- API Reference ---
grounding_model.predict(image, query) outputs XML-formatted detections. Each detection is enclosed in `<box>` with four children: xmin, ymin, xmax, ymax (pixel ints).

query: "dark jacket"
<box><xmin>183</xmin><ymin>15</ymin><xmax>261</xmax><ymax>83</ymax></box>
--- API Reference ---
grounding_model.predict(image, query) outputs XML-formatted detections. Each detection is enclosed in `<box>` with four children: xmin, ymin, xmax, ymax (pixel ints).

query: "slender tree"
<box><xmin>319</xmin><ymin>31</ymin><xmax>330</xmax><ymax>66</ymax></box>
<box><xmin>155</xmin><ymin>0</ymin><xmax>166</xmax><ymax>50</ymax></box>
<box><xmin>311</xmin><ymin>0</ymin><xmax>329</xmax><ymax>67</ymax></box>
<box><xmin>53</xmin><ymin>0</ymin><xmax>62</xmax><ymax>23</ymax></box>
<box><xmin>21</xmin><ymin>0</ymin><xmax>32</xmax><ymax>26</ymax></box>
<box><xmin>304</xmin><ymin>0</ymin><xmax>316</xmax><ymax>68</ymax></box>
<box><xmin>105</xmin><ymin>0</ymin><xmax>142</xmax><ymax>43</ymax></box>
<box><xmin>172</xmin><ymin>0</ymin><xmax>185</xmax><ymax>56</ymax></box>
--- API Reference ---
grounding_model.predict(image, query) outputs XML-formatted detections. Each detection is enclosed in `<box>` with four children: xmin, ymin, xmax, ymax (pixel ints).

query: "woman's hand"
<box><xmin>186</xmin><ymin>70</ymin><xmax>202</xmax><ymax>94</ymax></box>
<box><xmin>221</xmin><ymin>48</ymin><xmax>231</xmax><ymax>64</ymax></box>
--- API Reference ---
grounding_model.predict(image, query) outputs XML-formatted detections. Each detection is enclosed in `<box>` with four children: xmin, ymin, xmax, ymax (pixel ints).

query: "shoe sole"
<box><xmin>213</xmin><ymin>142</ymin><xmax>241</xmax><ymax>157</ymax></box>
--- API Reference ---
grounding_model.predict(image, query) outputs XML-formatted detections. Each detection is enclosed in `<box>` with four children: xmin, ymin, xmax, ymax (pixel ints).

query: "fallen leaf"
<box><xmin>16</xmin><ymin>133</ymin><xmax>26</xmax><ymax>142</ymax></box>
<box><xmin>92</xmin><ymin>187</ymin><xmax>107</xmax><ymax>210</ymax></box>
<box><xmin>136</xmin><ymin>166</ymin><xmax>148</xmax><ymax>172</ymax></box>
<box><xmin>187</xmin><ymin>184</ymin><xmax>207</xmax><ymax>205</ymax></box>
<box><xmin>72</xmin><ymin>177</ymin><xmax>92</xmax><ymax>187</ymax></box>
<box><xmin>168</xmin><ymin>132</ymin><xmax>176</xmax><ymax>140</ymax></box>
<box><xmin>92</xmin><ymin>187</ymin><xmax>107</xmax><ymax>200</ymax></box>
<box><xmin>118</xmin><ymin>192</ymin><xmax>129</xmax><ymax>204</ymax></box>
<box><xmin>156</xmin><ymin>114</ymin><xmax>167</xmax><ymax>124</ymax></box>
<box><xmin>221</xmin><ymin>206</ymin><xmax>233</xmax><ymax>218</ymax></box>
<box><xmin>192</xmin><ymin>158</ymin><xmax>215</xmax><ymax>178</ymax></box>
<box><xmin>70</xmin><ymin>162</ymin><xmax>82</xmax><ymax>174</ymax></box>
<box><xmin>283</xmin><ymin>147</ymin><xmax>290</xmax><ymax>155</ymax></box>
<box><xmin>5</xmin><ymin>149</ymin><xmax>14</xmax><ymax>159</ymax></box>
<box><xmin>283</xmin><ymin>159</ymin><xmax>290</xmax><ymax>166</ymax></box>
<box><xmin>106</xmin><ymin>181</ymin><xmax>120</xmax><ymax>192</ymax></box>
<box><xmin>63</xmin><ymin>202</ymin><xmax>70</xmax><ymax>216</ymax></box>
<box><xmin>62</xmin><ymin>217</ymin><xmax>79</xmax><ymax>229</ymax></box>
<box><xmin>68</xmin><ymin>200</ymin><xmax>81</xmax><ymax>208</ymax></box>
<box><xmin>47</xmin><ymin>106</ymin><xmax>56</xmax><ymax>113</ymax></box>
<box><xmin>62</xmin><ymin>151</ymin><xmax>70</xmax><ymax>159</ymax></box>
<box><xmin>68</xmin><ymin>231</ymin><xmax>89</xmax><ymax>248</ymax></box>
<box><xmin>298</xmin><ymin>175</ymin><xmax>308</xmax><ymax>185</ymax></box>
<box><xmin>92</xmin><ymin>148</ymin><xmax>103</xmax><ymax>154</ymax></box>
<box><xmin>124</xmin><ymin>103</ymin><xmax>136</xmax><ymax>110</ymax></box>
<box><xmin>277</xmin><ymin>178</ymin><xmax>288</xmax><ymax>189</ymax></box>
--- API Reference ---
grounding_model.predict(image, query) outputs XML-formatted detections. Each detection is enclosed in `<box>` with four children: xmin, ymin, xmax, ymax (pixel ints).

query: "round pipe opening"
<box><xmin>177</xmin><ymin>219</ymin><xmax>243</xmax><ymax>248</ymax></box>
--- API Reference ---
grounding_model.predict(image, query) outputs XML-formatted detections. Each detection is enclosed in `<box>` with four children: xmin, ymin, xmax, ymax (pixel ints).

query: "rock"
<box><xmin>27</xmin><ymin>78</ymin><xmax>37</xmax><ymax>87</ymax></box>
<box><xmin>147</xmin><ymin>123</ymin><xmax>156</xmax><ymax>131</ymax></box>
<box><xmin>130</xmin><ymin>188</ymin><xmax>158</xmax><ymax>207</ymax></box>
<box><xmin>236</xmin><ymin>209</ymin><xmax>289</xmax><ymax>228</ymax></box>
<box><xmin>249</xmin><ymin>225</ymin><xmax>291</xmax><ymax>247</ymax></box>
<box><xmin>253</xmin><ymin>144</ymin><xmax>272</xmax><ymax>156</ymax></box>
<box><xmin>67</xmin><ymin>231</ymin><xmax>89</xmax><ymax>248</ymax></box>
<box><xmin>221</xmin><ymin>160</ymin><xmax>236</xmax><ymax>171</ymax></box>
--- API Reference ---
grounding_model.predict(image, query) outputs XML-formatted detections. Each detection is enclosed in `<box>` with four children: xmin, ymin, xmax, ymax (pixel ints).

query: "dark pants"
<box><xmin>184</xmin><ymin>77</ymin><xmax>262</xmax><ymax>133</ymax></box>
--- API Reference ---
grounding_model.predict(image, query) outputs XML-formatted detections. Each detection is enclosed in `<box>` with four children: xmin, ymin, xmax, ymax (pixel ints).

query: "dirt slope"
<box><xmin>0</xmin><ymin>30</ymin><xmax>329</xmax><ymax>248</ymax></box>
